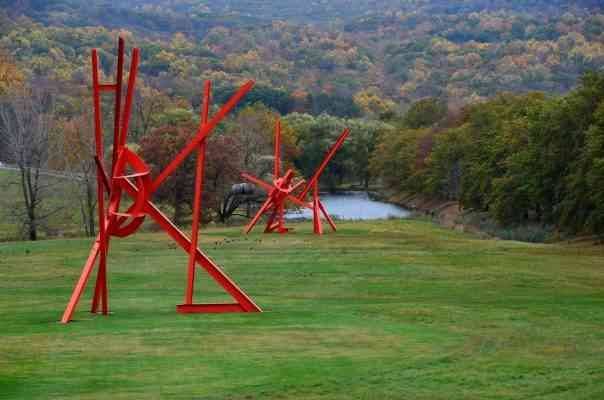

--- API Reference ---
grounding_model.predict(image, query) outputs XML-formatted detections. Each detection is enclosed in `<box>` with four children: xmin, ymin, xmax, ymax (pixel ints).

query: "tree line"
<box><xmin>371</xmin><ymin>72</ymin><xmax>604</xmax><ymax>236</ymax></box>
<box><xmin>1</xmin><ymin>4</ymin><xmax>603</xmax><ymax>119</ymax></box>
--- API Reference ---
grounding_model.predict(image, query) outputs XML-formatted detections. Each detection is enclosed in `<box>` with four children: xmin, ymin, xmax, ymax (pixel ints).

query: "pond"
<box><xmin>285</xmin><ymin>191</ymin><xmax>410</xmax><ymax>220</ymax></box>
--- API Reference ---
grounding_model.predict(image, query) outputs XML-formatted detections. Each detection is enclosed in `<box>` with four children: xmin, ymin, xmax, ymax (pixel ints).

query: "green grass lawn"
<box><xmin>1</xmin><ymin>219</ymin><xmax>603</xmax><ymax>399</ymax></box>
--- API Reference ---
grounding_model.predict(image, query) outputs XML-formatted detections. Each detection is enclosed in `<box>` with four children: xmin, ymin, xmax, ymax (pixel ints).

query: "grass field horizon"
<box><xmin>1</xmin><ymin>219</ymin><xmax>603</xmax><ymax>399</ymax></box>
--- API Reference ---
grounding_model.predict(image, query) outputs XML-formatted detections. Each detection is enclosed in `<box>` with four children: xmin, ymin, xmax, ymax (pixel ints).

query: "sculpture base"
<box><xmin>176</xmin><ymin>303</ymin><xmax>253</xmax><ymax>313</ymax></box>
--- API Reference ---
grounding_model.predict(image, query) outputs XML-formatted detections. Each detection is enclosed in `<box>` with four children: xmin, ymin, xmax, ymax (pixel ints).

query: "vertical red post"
<box><xmin>274</xmin><ymin>119</ymin><xmax>281</xmax><ymax>179</ymax></box>
<box><xmin>106</xmin><ymin>47</ymin><xmax>139</xmax><ymax>235</ymax></box>
<box><xmin>312</xmin><ymin>181</ymin><xmax>323</xmax><ymax>235</ymax></box>
<box><xmin>273</xmin><ymin>119</ymin><xmax>286</xmax><ymax>232</ymax></box>
<box><xmin>184</xmin><ymin>81</ymin><xmax>211</xmax><ymax>305</ymax></box>
<box><xmin>90</xmin><ymin>49</ymin><xmax>109</xmax><ymax>314</ymax></box>
<box><xmin>111</xmin><ymin>37</ymin><xmax>125</xmax><ymax>176</ymax></box>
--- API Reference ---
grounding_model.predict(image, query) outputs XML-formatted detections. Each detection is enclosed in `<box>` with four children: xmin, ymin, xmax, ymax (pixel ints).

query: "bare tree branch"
<box><xmin>0</xmin><ymin>88</ymin><xmax>56</xmax><ymax>240</ymax></box>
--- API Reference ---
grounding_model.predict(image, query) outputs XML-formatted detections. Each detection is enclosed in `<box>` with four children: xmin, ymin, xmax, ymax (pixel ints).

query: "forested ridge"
<box><xmin>2</xmin><ymin>0</ymin><xmax>604</xmax><ymax>108</ymax></box>
<box><xmin>0</xmin><ymin>0</ymin><xmax>603</xmax><ymax>240</ymax></box>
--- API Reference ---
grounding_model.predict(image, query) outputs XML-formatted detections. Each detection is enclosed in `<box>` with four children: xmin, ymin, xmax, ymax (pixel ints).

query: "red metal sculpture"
<box><xmin>60</xmin><ymin>38</ymin><xmax>261</xmax><ymax>323</ymax></box>
<box><xmin>241</xmin><ymin>119</ymin><xmax>350</xmax><ymax>235</ymax></box>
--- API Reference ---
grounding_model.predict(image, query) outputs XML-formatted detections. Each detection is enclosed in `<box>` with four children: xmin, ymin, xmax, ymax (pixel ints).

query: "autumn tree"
<box><xmin>0</xmin><ymin>50</ymin><xmax>24</xmax><ymax>161</ymax></box>
<box><xmin>52</xmin><ymin>113</ymin><xmax>97</xmax><ymax>236</ymax></box>
<box><xmin>225</xmin><ymin>103</ymin><xmax>297</xmax><ymax>177</ymax></box>
<box><xmin>0</xmin><ymin>50</ymin><xmax>24</xmax><ymax>96</ymax></box>
<box><xmin>203</xmin><ymin>135</ymin><xmax>246</xmax><ymax>222</ymax></box>
<box><xmin>139</xmin><ymin>120</ymin><xmax>249</xmax><ymax>224</ymax></box>
<box><xmin>353</xmin><ymin>88</ymin><xmax>396</xmax><ymax>120</ymax></box>
<box><xmin>132</xmin><ymin>82</ymin><xmax>173</xmax><ymax>139</ymax></box>
<box><xmin>139</xmin><ymin>122</ymin><xmax>196</xmax><ymax>225</ymax></box>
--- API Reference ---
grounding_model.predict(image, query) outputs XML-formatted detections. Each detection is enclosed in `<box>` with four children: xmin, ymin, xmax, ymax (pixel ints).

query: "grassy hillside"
<box><xmin>0</xmin><ymin>169</ymin><xmax>88</xmax><ymax>241</ymax></box>
<box><xmin>1</xmin><ymin>220</ymin><xmax>603</xmax><ymax>399</ymax></box>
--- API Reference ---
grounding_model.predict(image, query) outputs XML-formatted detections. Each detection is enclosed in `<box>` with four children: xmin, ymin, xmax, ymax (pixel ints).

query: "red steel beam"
<box><xmin>274</xmin><ymin>119</ymin><xmax>281</xmax><ymax>179</ymax></box>
<box><xmin>298</xmin><ymin>128</ymin><xmax>350</xmax><ymax>200</ymax></box>
<box><xmin>184</xmin><ymin>80</ymin><xmax>211</xmax><ymax>305</ymax></box>
<box><xmin>61</xmin><ymin>239</ymin><xmax>101</xmax><ymax>323</ymax></box>
<box><xmin>90</xmin><ymin>49</ymin><xmax>109</xmax><ymax>315</ymax></box>
<box><xmin>111</xmin><ymin>37</ymin><xmax>125</xmax><ymax>176</ymax></box>
<box><xmin>177</xmin><ymin>304</ymin><xmax>245</xmax><ymax>313</ymax></box>
<box><xmin>118</xmin><ymin>47</ymin><xmax>139</xmax><ymax>150</ymax></box>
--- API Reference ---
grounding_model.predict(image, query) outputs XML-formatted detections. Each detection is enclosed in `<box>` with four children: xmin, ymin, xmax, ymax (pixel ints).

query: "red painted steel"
<box><xmin>182</xmin><ymin>81</ymin><xmax>211</xmax><ymax>308</ymax></box>
<box><xmin>90</xmin><ymin>49</ymin><xmax>108</xmax><ymax>315</ymax></box>
<box><xmin>176</xmin><ymin>304</ymin><xmax>245</xmax><ymax>313</ymax></box>
<box><xmin>241</xmin><ymin>123</ymin><xmax>350</xmax><ymax>235</ymax></box>
<box><xmin>297</xmin><ymin>128</ymin><xmax>350</xmax><ymax>200</ymax></box>
<box><xmin>111</xmin><ymin>37</ymin><xmax>124</xmax><ymax>176</ymax></box>
<box><xmin>61</xmin><ymin>38</ymin><xmax>260</xmax><ymax>323</ymax></box>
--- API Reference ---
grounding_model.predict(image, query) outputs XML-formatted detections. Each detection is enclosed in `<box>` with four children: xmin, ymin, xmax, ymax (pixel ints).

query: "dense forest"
<box><xmin>0</xmin><ymin>0</ymin><xmax>603</xmax><ymax>240</ymax></box>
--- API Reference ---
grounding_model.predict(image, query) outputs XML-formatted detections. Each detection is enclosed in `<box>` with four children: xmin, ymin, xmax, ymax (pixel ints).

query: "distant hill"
<box><xmin>0</xmin><ymin>0</ymin><xmax>603</xmax><ymax>111</ymax></box>
<box><xmin>3</xmin><ymin>1</ymin><xmax>603</xmax><ymax>33</ymax></box>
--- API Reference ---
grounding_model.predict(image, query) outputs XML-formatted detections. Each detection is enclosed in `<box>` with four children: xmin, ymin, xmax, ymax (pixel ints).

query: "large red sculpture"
<box><xmin>61</xmin><ymin>38</ymin><xmax>261</xmax><ymax>323</ymax></box>
<box><xmin>241</xmin><ymin>119</ymin><xmax>350</xmax><ymax>235</ymax></box>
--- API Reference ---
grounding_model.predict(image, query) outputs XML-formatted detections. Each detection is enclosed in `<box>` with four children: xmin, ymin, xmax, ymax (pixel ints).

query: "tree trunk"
<box><xmin>86</xmin><ymin>179</ymin><xmax>96</xmax><ymax>236</ymax></box>
<box><xmin>173</xmin><ymin>190</ymin><xmax>184</xmax><ymax>226</ymax></box>
<box><xmin>20</xmin><ymin>166</ymin><xmax>38</xmax><ymax>241</ymax></box>
<box><xmin>28</xmin><ymin>219</ymin><xmax>37</xmax><ymax>241</ymax></box>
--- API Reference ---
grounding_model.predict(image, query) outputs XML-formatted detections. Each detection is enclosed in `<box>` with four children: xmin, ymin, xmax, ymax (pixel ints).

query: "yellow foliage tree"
<box><xmin>0</xmin><ymin>50</ymin><xmax>24</xmax><ymax>95</ymax></box>
<box><xmin>353</xmin><ymin>88</ymin><xmax>396</xmax><ymax>118</ymax></box>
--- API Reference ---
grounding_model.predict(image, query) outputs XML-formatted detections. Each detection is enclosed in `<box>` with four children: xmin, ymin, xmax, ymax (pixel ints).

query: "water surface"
<box><xmin>285</xmin><ymin>191</ymin><xmax>410</xmax><ymax>220</ymax></box>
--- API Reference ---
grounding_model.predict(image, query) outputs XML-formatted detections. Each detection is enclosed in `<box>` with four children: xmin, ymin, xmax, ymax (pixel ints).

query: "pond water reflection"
<box><xmin>285</xmin><ymin>191</ymin><xmax>410</xmax><ymax>220</ymax></box>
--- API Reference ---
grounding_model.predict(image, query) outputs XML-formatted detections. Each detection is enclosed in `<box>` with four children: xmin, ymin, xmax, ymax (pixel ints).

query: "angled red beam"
<box><xmin>118</xmin><ymin>47</ymin><xmax>139</xmax><ymax>150</ymax></box>
<box><xmin>298</xmin><ymin>128</ymin><xmax>350</xmax><ymax>200</ymax></box>
<box><xmin>93</xmin><ymin>156</ymin><xmax>111</xmax><ymax>195</ymax></box>
<box><xmin>312</xmin><ymin>182</ymin><xmax>323</xmax><ymax>235</ymax></box>
<box><xmin>185</xmin><ymin>80</ymin><xmax>211</xmax><ymax>305</ymax></box>
<box><xmin>244</xmin><ymin>196</ymin><xmax>275</xmax><ymax>234</ymax></box>
<box><xmin>151</xmin><ymin>81</ymin><xmax>255</xmax><ymax>193</ymax></box>
<box><xmin>111</xmin><ymin>37</ymin><xmax>125</xmax><ymax>175</ymax></box>
<box><xmin>61</xmin><ymin>239</ymin><xmax>101</xmax><ymax>323</ymax></box>
<box><xmin>241</xmin><ymin>172</ymin><xmax>273</xmax><ymax>192</ymax></box>
<box><xmin>274</xmin><ymin>119</ymin><xmax>281</xmax><ymax>179</ymax></box>
<box><xmin>318</xmin><ymin>199</ymin><xmax>337</xmax><ymax>231</ymax></box>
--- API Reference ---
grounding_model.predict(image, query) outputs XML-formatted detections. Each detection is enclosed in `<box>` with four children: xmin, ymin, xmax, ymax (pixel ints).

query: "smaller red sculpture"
<box><xmin>241</xmin><ymin>119</ymin><xmax>350</xmax><ymax>235</ymax></box>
